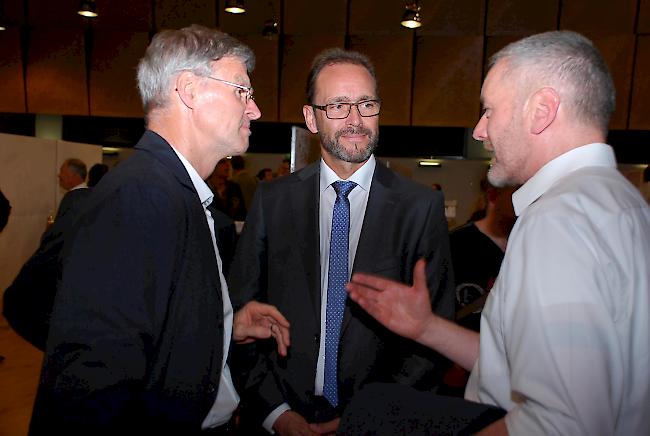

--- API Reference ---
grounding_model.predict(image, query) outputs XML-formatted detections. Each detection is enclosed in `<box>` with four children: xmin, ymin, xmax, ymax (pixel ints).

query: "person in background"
<box><xmin>228</xmin><ymin>47</ymin><xmax>454</xmax><ymax>435</ymax></box>
<box><xmin>431</xmin><ymin>182</ymin><xmax>442</xmax><ymax>191</ymax></box>
<box><xmin>29</xmin><ymin>24</ymin><xmax>290</xmax><ymax>434</ymax></box>
<box><xmin>230</xmin><ymin>155</ymin><xmax>258</xmax><ymax>211</ymax></box>
<box><xmin>342</xmin><ymin>30</ymin><xmax>650</xmax><ymax>435</ymax></box>
<box><xmin>208</xmin><ymin>158</ymin><xmax>247</xmax><ymax>221</ymax></box>
<box><xmin>87</xmin><ymin>163</ymin><xmax>109</xmax><ymax>188</ymax></box>
<box><xmin>55</xmin><ymin>158</ymin><xmax>88</xmax><ymax>221</ymax></box>
<box><xmin>275</xmin><ymin>157</ymin><xmax>291</xmax><ymax>177</ymax></box>
<box><xmin>439</xmin><ymin>179</ymin><xmax>517</xmax><ymax>397</ymax></box>
<box><xmin>256</xmin><ymin>167</ymin><xmax>273</xmax><ymax>182</ymax></box>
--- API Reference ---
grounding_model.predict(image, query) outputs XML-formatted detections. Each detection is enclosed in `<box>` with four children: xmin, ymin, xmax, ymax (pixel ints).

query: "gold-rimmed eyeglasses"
<box><xmin>207</xmin><ymin>76</ymin><xmax>255</xmax><ymax>103</ymax></box>
<box><xmin>312</xmin><ymin>100</ymin><xmax>381</xmax><ymax>119</ymax></box>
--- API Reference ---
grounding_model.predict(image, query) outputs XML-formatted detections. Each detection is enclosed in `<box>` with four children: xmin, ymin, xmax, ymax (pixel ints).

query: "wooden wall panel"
<box><xmin>349</xmin><ymin>35</ymin><xmax>413</xmax><ymax>126</ymax></box>
<box><xmin>487</xmin><ymin>0</ymin><xmax>559</xmax><ymax>35</ymax></box>
<box><xmin>639</xmin><ymin>0</ymin><xmax>650</xmax><ymax>34</ymax></box>
<box><xmin>90</xmin><ymin>31</ymin><xmax>147</xmax><ymax>118</ymax></box>
<box><xmin>94</xmin><ymin>0</ymin><xmax>152</xmax><ymax>31</ymax></box>
<box><xmin>591</xmin><ymin>35</ymin><xmax>635</xmax><ymax>129</ymax></box>
<box><xmin>418</xmin><ymin>0</ymin><xmax>486</xmax><ymax>36</ymax></box>
<box><xmin>155</xmin><ymin>0</ymin><xmax>216</xmax><ymax>30</ymax></box>
<box><xmin>413</xmin><ymin>36</ymin><xmax>483</xmax><ymax>127</ymax></box>
<box><xmin>279</xmin><ymin>35</ymin><xmax>345</xmax><ymax>123</ymax></box>
<box><xmin>629</xmin><ymin>36</ymin><xmax>650</xmax><ymax>129</ymax></box>
<box><xmin>560</xmin><ymin>0</ymin><xmax>636</xmax><ymax>34</ymax></box>
<box><xmin>0</xmin><ymin>29</ymin><xmax>26</xmax><ymax>113</ymax></box>
<box><xmin>239</xmin><ymin>36</ymin><xmax>279</xmax><ymax>122</ymax></box>
<box><xmin>349</xmin><ymin>0</ymin><xmax>406</xmax><ymax>34</ymax></box>
<box><xmin>26</xmin><ymin>29</ymin><xmax>88</xmax><ymax>115</ymax></box>
<box><xmin>5</xmin><ymin>0</ymin><xmax>26</xmax><ymax>27</ymax></box>
<box><xmin>219</xmin><ymin>0</ymin><xmax>280</xmax><ymax>36</ymax></box>
<box><xmin>283</xmin><ymin>0</ymin><xmax>347</xmax><ymax>35</ymax></box>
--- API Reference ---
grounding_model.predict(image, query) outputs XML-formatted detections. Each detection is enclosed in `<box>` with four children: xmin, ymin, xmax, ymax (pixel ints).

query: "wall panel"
<box><xmin>629</xmin><ymin>36</ymin><xmax>650</xmax><ymax>129</ymax></box>
<box><xmin>486</xmin><ymin>0</ymin><xmax>558</xmax><ymax>35</ymax></box>
<box><xmin>413</xmin><ymin>36</ymin><xmax>483</xmax><ymax>127</ymax></box>
<box><xmin>560</xmin><ymin>0</ymin><xmax>637</xmax><ymax>34</ymax></box>
<box><xmin>283</xmin><ymin>0</ymin><xmax>347</xmax><ymax>35</ymax></box>
<box><xmin>279</xmin><ymin>35</ymin><xmax>345</xmax><ymax>123</ymax></box>
<box><xmin>219</xmin><ymin>0</ymin><xmax>280</xmax><ymax>36</ymax></box>
<box><xmin>26</xmin><ymin>29</ymin><xmax>88</xmax><ymax>115</ymax></box>
<box><xmin>0</xmin><ymin>29</ymin><xmax>26</xmax><ymax>113</ymax></box>
<box><xmin>639</xmin><ymin>0</ymin><xmax>650</xmax><ymax>34</ymax></box>
<box><xmin>90</xmin><ymin>31</ymin><xmax>148</xmax><ymax>118</ymax></box>
<box><xmin>349</xmin><ymin>35</ymin><xmax>413</xmax><ymax>125</ymax></box>
<box><xmin>418</xmin><ymin>0</ymin><xmax>486</xmax><ymax>36</ymax></box>
<box><xmin>155</xmin><ymin>0</ymin><xmax>217</xmax><ymax>30</ymax></box>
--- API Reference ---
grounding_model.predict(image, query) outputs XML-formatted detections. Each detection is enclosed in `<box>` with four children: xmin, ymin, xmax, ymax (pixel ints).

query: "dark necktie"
<box><xmin>324</xmin><ymin>180</ymin><xmax>357</xmax><ymax>407</ymax></box>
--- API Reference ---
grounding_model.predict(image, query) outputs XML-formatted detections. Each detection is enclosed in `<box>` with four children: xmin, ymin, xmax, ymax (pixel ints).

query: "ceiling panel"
<box><xmin>349</xmin><ymin>0</ymin><xmax>407</xmax><ymax>34</ymax></box>
<box><xmin>90</xmin><ymin>31</ymin><xmax>148</xmax><ymax>117</ymax></box>
<box><xmin>487</xmin><ymin>0</ymin><xmax>559</xmax><ymax>36</ymax></box>
<box><xmin>28</xmin><ymin>0</ymin><xmax>88</xmax><ymax>28</ymax></box>
<box><xmin>560</xmin><ymin>0</ymin><xmax>637</xmax><ymax>34</ymax></box>
<box><xmin>26</xmin><ymin>28</ymin><xmax>88</xmax><ymax>115</ymax></box>
<box><xmin>349</xmin><ymin>34</ymin><xmax>413</xmax><ymax>126</ymax></box>
<box><xmin>279</xmin><ymin>34</ymin><xmax>345</xmax><ymax>123</ymax></box>
<box><xmin>93</xmin><ymin>0</ymin><xmax>152</xmax><ymax>31</ymax></box>
<box><xmin>413</xmin><ymin>36</ymin><xmax>483</xmax><ymax>127</ymax></box>
<box><xmin>628</xmin><ymin>36</ymin><xmax>650</xmax><ymax>129</ymax></box>
<box><xmin>0</xmin><ymin>29</ymin><xmax>26</xmax><ymax>113</ymax></box>
<box><xmin>639</xmin><ymin>0</ymin><xmax>650</xmax><ymax>34</ymax></box>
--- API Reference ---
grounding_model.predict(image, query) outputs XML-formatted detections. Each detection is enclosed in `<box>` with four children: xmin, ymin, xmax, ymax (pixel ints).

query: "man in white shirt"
<box><xmin>344</xmin><ymin>30</ymin><xmax>650</xmax><ymax>435</ymax></box>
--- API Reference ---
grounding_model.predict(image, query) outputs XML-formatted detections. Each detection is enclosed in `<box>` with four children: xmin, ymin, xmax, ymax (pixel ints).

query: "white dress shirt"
<box><xmin>169</xmin><ymin>147</ymin><xmax>239</xmax><ymax>429</ymax></box>
<box><xmin>465</xmin><ymin>143</ymin><xmax>650</xmax><ymax>435</ymax></box>
<box><xmin>262</xmin><ymin>156</ymin><xmax>376</xmax><ymax>432</ymax></box>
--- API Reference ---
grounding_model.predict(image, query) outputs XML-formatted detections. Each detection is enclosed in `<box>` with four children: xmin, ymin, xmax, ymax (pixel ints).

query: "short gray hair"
<box><xmin>137</xmin><ymin>24</ymin><xmax>255</xmax><ymax>114</ymax></box>
<box><xmin>64</xmin><ymin>158</ymin><xmax>87</xmax><ymax>181</ymax></box>
<box><xmin>306</xmin><ymin>48</ymin><xmax>378</xmax><ymax>104</ymax></box>
<box><xmin>490</xmin><ymin>30</ymin><xmax>615</xmax><ymax>134</ymax></box>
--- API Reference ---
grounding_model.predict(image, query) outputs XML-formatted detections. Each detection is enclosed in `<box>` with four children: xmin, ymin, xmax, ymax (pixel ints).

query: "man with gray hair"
<box><xmin>30</xmin><ymin>24</ymin><xmax>290</xmax><ymax>434</ymax></box>
<box><xmin>55</xmin><ymin>158</ymin><xmax>89</xmax><ymax>221</ymax></box>
<box><xmin>343</xmin><ymin>30</ymin><xmax>650</xmax><ymax>435</ymax></box>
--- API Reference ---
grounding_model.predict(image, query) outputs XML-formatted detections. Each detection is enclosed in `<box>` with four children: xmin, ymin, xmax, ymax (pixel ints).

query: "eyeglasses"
<box><xmin>206</xmin><ymin>76</ymin><xmax>255</xmax><ymax>103</ymax></box>
<box><xmin>312</xmin><ymin>100</ymin><xmax>381</xmax><ymax>119</ymax></box>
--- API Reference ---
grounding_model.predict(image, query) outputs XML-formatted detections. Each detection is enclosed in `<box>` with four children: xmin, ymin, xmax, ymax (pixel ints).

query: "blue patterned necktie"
<box><xmin>324</xmin><ymin>180</ymin><xmax>357</xmax><ymax>408</ymax></box>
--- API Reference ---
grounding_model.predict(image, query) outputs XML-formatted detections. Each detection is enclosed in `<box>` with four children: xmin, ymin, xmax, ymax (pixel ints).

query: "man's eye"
<box><xmin>330</xmin><ymin>103</ymin><xmax>346</xmax><ymax>111</ymax></box>
<box><xmin>362</xmin><ymin>101</ymin><xmax>377</xmax><ymax>109</ymax></box>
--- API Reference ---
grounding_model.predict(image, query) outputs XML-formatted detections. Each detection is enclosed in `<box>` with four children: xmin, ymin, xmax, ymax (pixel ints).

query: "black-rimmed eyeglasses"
<box><xmin>207</xmin><ymin>76</ymin><xmax>255</xmax><ymax>103</ymax></box>
<box><xmin>312</xmin><ymin>100</ymin><xmax>381</xmax><ymax>119</ymax></box>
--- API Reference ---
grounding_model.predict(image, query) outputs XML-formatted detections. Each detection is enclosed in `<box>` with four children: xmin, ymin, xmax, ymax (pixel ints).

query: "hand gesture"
<box><xmin>233</xmin><ymin>301</ymin><xmax>291</xmax><ymax>356</ymax></box>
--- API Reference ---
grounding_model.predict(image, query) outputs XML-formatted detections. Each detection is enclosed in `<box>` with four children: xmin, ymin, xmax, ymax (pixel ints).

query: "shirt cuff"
<box><xmin>262</xmin><ymin>403</ymin><xmax>291</xmax><ymax>434</ymax></box>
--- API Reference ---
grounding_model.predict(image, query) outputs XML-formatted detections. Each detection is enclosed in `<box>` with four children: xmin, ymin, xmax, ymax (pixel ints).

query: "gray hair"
<box><xmin>490</xmin><ymin>30</ymin><xmax>615</xmax><ymax>134</ymax></box>
<box><xmin>306</xmin><ymin>48</ymin><xmax>378</xmax><ymax>104</ymax></box>
<box><xmin>64</xmin><ymin>158</ymin><xmax>87</xmax><ymax>181</ymax></box>
<box><xmin>137</xmin><ymin>24</ymin><xmax>255</xmax><ymax>114</ymax></box>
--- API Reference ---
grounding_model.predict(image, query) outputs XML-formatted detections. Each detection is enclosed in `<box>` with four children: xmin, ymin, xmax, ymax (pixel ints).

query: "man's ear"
<box><xmin>529</xmin><ymin>87</ymin><xmax>560</xmax><ymax>135</ymax></box>
<box><xmin>175</xmin><ymin>71</ymin><xmax>197</xmax><ymax>109</ymax></box>
<box><xmin>303</xmin><ymin>105</ymin><xmax>319</xmax><ymax>134</ymax></box>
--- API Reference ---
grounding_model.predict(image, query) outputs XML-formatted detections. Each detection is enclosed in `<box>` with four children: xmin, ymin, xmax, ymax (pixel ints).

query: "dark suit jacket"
<box><xmin>228</xmin><ymin>160</ymin><xmax>455</xmax><ymax>428</ymax></box>
<box><xmin>30</xmin><ymin>130</ymin><xmax>225</xmax><ymax>435</ymax></box>
<box><xmin>55</xmin><ymin>187</ymin><xmax>90</xmax><ymax>221</ymax></box>
<box><xmin>4</xmin><ymin>188</ymin><xmax>91</xmax><ymax>351</ymax></box>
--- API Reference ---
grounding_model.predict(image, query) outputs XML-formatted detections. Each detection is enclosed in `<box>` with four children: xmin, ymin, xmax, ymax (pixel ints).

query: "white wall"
<box><xmin>0</xmin><ymin>133</ymin><xmax>102</xmax><ymax>297</ymax></box>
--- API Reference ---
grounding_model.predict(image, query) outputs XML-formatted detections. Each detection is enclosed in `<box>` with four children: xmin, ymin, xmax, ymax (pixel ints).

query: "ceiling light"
<box><xmin>418</xmin><ymin>159</ymin><xmax>441</xmax><ymax>167</ymax></box>
<box><xmin>77</xmin><ymin>0</ymin><xmax>98</xmax><ymax>18</ymax></box>
<box><xmin>225</xmin><ymin>0</ymin><xmax>246</xmax><ymax>14</ymax></box>
<box><xmin>401</xmin><ymin>2</ymin><xmax>422</xmax><ymax>29</ymax></box>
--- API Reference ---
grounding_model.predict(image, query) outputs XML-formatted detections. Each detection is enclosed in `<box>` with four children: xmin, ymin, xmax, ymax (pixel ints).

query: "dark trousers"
<box><xmin>338</xmin><ymin>383</ymin><xmax>506</xmax><ymax>435</ymax></box>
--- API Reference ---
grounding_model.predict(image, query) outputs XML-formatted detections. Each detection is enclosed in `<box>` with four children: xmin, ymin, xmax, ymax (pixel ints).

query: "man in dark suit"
<box><xmin>55</xmin><ymin>158</ymin><xmax>89</xmax><ymax>221</ymax></box>
<box><xmin>29</xmin><ymin>25</ymin><xmax>290</xmax><ymax>435</ymax></box>
<box><xmin>228</xmin><ymin>48</ymin><xmax>454</xmax><ymax>435</ymax></box>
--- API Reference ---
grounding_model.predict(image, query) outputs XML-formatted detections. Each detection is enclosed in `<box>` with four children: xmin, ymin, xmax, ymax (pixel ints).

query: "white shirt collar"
<box><xmin>168</xmin><ymin>145</ymin><xmax>214</xmax><ymax>209</ymax></box>
<box><xmin>319</xmin><ymin>154</ymin><xmax>376</xmax><ymax>193</ymax></box>
<box><xmin>512</xmin><ymin>143</ymin><xmax>616</xmax><ymax>216</ymax></box>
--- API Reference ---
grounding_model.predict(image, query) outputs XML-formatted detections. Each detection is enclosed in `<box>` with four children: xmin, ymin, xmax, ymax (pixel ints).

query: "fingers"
<box><xmin>250</xmin><ymin>301</ymin><xmax>291</xmax><ymax>328</ymax></box>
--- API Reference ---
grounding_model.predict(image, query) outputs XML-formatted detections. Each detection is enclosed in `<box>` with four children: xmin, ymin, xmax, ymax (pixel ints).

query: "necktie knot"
<box><xmin>332</xmin><ymin>180</ymin><xmax>356</xmax><ymax>199</ymax></box>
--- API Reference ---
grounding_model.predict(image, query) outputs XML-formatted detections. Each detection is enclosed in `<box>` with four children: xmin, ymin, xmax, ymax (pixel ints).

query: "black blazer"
<box><xmin>55</xmin><ymin>187</ymin><xmax>90</xmax><ymax>221</ymax></box>
<box><xmin>30</xmin><ymin>131</ymin><xmax>225</xmax><ymax>435</ymax></box>
<box><xmin>228</xmin><ymin>160</ymin><xmax>455</xmax><ymax>428</ymax></box>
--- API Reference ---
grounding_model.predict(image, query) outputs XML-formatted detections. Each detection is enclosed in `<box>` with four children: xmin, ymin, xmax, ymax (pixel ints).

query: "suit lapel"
<box><xmin>342</xmin><ymin>163</ymin><xmax>397</xmax><ymax>333</ymax></box>
<box><xmin>291</xmin><ymin>164</ymin><xmax>323</xmax><ymax>321</ymax></box>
